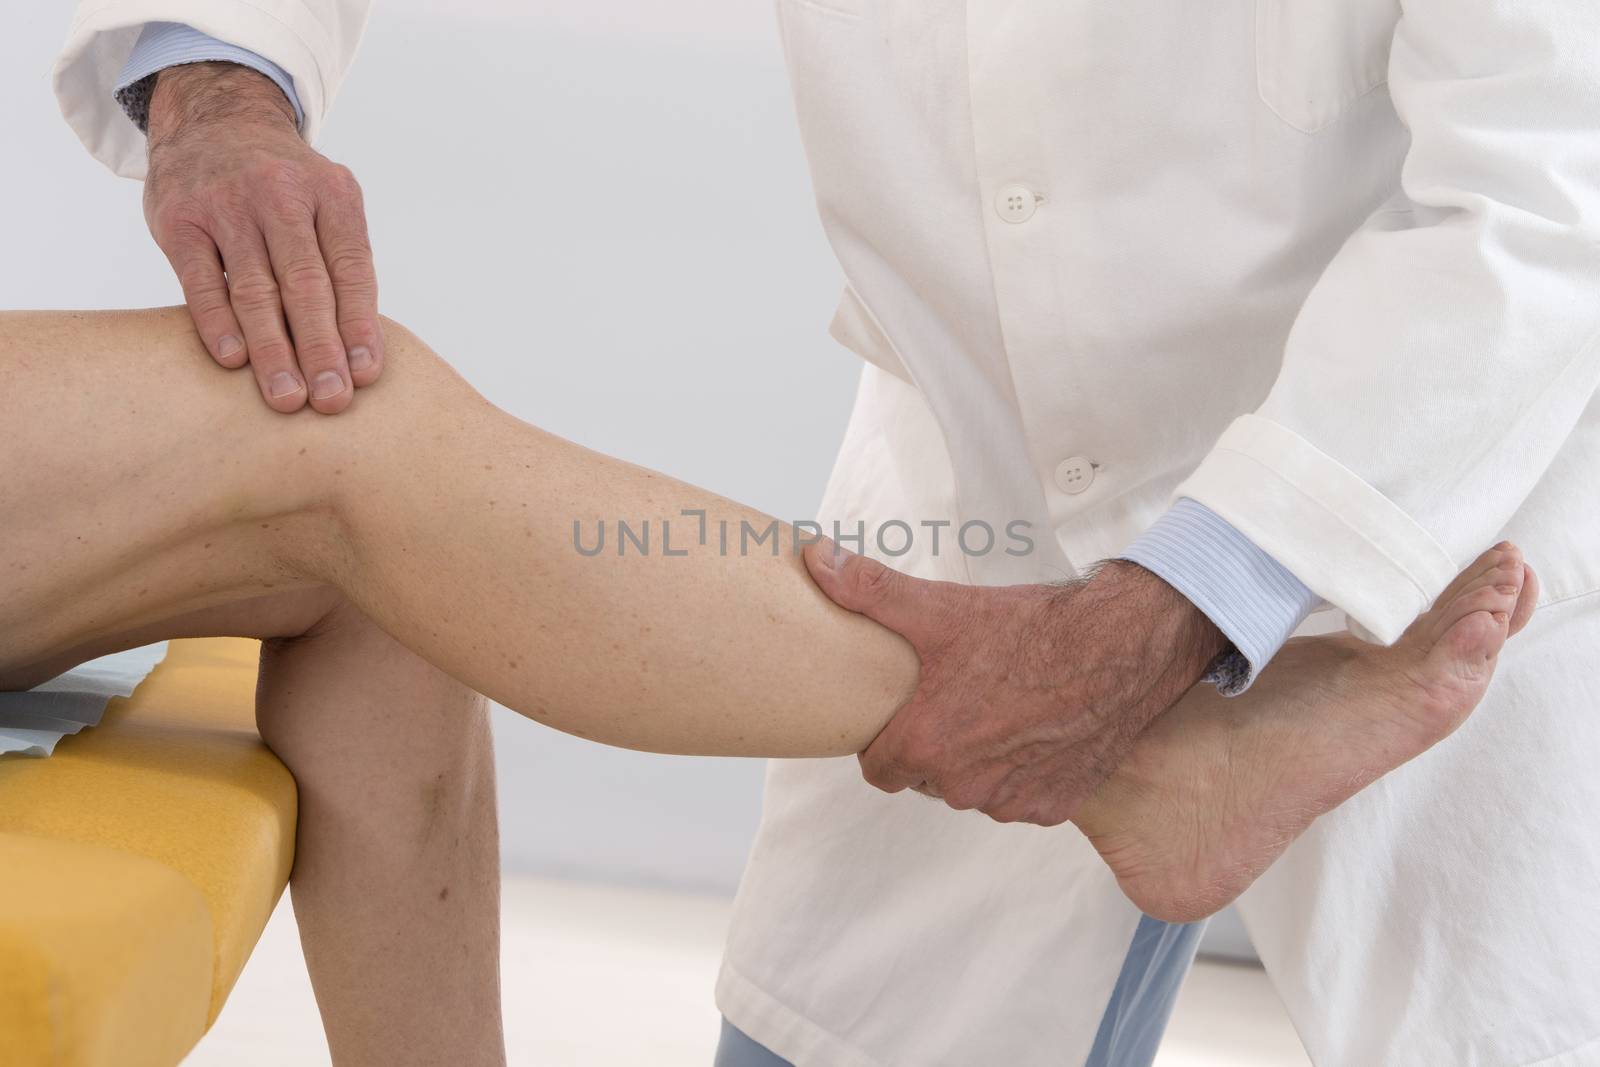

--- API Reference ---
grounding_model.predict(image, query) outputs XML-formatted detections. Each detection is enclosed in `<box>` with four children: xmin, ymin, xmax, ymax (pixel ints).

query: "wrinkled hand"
<box><xmin>804</xmin><ymin>542</ymin><xmax>1228</xmax><ymax>827</ymax></box>
<box><xmin>144</xmin><ymin>61</ymin><xmax>382</xmax><ymax>413</ymax></box>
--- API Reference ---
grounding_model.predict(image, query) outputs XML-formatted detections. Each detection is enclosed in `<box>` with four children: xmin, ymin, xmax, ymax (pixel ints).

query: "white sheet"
<box><xmin>0</xmin><ymin>643</ymin><xmax>169</xmax><ymax>757</ymax></box>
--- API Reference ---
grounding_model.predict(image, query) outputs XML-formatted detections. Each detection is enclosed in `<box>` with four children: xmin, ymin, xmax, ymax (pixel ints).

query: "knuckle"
<box><xmin>861</xmin><ymin>764</ymin><xmax>894</xmax><ymax>792</ymax></box>
<box><xmin>941</xmin><ymin>783</ymin><xmax>985</xmax><ymax>811</ymax></box>
<box><xmin>252</xmin><ymin>156</ymin><xmax>308</xmax><ymax>189</ymax></box>
<box><xmin>210</xmin><ymin>200</ymin><xmax>257</xmax><ymax>236</ymax></box>
<box><xmin>983</xmin><ymin>802</ymin><xmax>1025</xmax><ymax>825</ymax></box>
<box><xmin>325</xmin><ymin>246</ymin><xmax>376</xmax><ymax>285</ymax></box>
<box><xmin>338</xmin><ymin>318</ymin><xmax>381</xmax><ymax>350</ymax></box>
<box><xmin>897</xmin><ymin>733</ymin><xmax>944</xmax><ymax>775</ymax></box>
<box><xmin>174</xmin><ymin>263</ymin><xmax>226</xmax><ymax>298</ymax></box>
<box><xmin>228</xmin><ymin>274</ymin><xmax>281</xmax><ymax>314</ymax></box>
<box><xmin>278</xmin><ymin>259</ymin><xmax>334</xmax><ymax>298</ymax></box>
<box><xmin>1023</xmin><ymin>795</ymin><xmax>1072</xmax><ymax>828</ymax></box>
<box><xmin>255</xmin><ymin>169</ymin><xmax>315</xmax><ymax>213</ymax></box>
<box><xmin>153</xmin><ymin>201</ymin><xmax>212</xmax><ymax>242</ymax></box>
<box><xmin>985</xmin><ymin>791</ymin><xmax>1052</xmax><ymax>826</ymax></box>
<box><xmin>850</xmin><ymin>558</ymin><xmax>897</xmax><ymax>601</ymax></box>
<box><xmin>186</xmin><ymin>289</ymin><xmax>234</xmax><ymax>319</ymax></box>
<box><xmin>323</xmin><ymin>163</ymin><xmax>364</xmax><ymax>201</ymax></box>
<box><xmin>858</xmin><ymin>753</ymin><xmax>903</xmax><ymax>793</ymax></box>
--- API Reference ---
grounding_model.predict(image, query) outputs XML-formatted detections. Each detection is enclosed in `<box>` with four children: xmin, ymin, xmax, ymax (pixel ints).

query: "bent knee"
<box><xmin>300</xmin><ymin>314</ymin><xmax>493</xmax><ymax>465</ymax></box>
<box><xmin>368</xmin><ymin>314</ymin><xmax>483</xmax><ymax>408</ymax></box>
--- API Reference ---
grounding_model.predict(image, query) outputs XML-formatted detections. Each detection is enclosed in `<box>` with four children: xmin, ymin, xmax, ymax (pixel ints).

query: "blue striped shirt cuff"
<box><xmin>1120</xmin><ymin>499</ymin><xmax>1322</xmax><ymax>695</ymax></box>
<box><xmin>114</xmin><ymin>23</ymin><xmax>304</xmax><ymax>132</ymax></box>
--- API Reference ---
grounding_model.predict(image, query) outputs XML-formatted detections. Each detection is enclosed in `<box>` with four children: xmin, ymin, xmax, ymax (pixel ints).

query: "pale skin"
<box><xmin>2</xmin><ymin>308</ymin><xmax>1535</xmax><ymax>1057</ymax></box>
<box><xmin>2</xmin><ymin>309</ymin><xmax>918</xmax><ymax>755</ymax></box>
<box><xmin>65</xmin><ymin>591</ymin><xmax>505</xmax><ymax>1066</ymax></box>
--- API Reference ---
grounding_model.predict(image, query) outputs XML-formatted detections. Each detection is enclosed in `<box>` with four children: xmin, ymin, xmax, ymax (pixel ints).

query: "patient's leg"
<box><xmin>256</xmin><ymin>595</ymin><xmax>503</xmax><ymax>1067</ymax></box>
<box><xmin>0</xmin><ymin>307</ymin><xmax>920</xmax><ymax>755</ymax></box>
<box><xmin>0</xmin><ymin>307</ymin><xmax>1537</xmax><ymax>925</ymax></box>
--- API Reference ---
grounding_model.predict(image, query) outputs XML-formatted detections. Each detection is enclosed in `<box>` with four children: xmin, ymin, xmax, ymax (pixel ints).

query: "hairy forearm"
<box><xmin>1080</xmin><ymin>560</ymin><xmax>1230</xmax><ymax>717</ymax></box>
<box><xmin>146</xmin><ymin>61</ymin><xmax>297</xmax><ymax>150</ymax></box>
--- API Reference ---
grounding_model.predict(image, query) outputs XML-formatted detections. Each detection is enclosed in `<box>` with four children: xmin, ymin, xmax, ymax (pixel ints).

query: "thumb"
<box><xmin>804</xmin><ymin>538</ymin><xmax>941</xmax><ymax>639</ymax></box>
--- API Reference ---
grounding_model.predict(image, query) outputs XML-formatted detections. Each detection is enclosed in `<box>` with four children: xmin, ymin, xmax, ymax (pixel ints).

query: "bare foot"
<box><xmin>1076</xmin><ymin>543</ymin><xmax>1539</xmax><ymax>923</ymax></box>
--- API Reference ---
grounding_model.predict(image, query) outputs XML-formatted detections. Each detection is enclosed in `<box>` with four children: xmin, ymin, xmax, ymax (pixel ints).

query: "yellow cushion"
<box><xmin>0</xmin><ymin>638</ymin><xmax>295</xmax><ymax>1067</ymax></box>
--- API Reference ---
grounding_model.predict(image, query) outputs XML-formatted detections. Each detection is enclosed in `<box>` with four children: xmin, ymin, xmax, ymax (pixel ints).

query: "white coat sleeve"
<box><xmin>52</xmin><ymin>0</ymin><xmax>375</xmax><ymax>179</ymax></box>
<box><xmin>1176</xmin><ymin>0</ymin><xmax>1600</xmax><ymax>643</ymax></box>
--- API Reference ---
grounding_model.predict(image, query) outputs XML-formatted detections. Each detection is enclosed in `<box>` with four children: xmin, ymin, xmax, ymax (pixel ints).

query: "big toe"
<box><xmin>1509</xmin><ymin>563</ymin><xmax>1540</xmax><ymax>637</ymax></box>
<box><xmin>1409</xmin><ymin>544</ymin><xmax>1535</xmax><ymax>705</ymax></box>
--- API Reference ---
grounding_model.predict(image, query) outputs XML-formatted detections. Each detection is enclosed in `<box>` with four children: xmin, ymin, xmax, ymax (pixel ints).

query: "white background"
<box><xmin>3</xmin><ymin>0</ymin><xmax>1253</xmax><ymax>955</ymax></box>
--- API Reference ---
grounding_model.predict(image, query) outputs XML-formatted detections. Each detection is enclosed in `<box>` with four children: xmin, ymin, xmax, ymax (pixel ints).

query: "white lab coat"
<box><xmin>55</xmin><ymin>1</ymin><xmax>1600</xmax><ymax>1063</ymax></box>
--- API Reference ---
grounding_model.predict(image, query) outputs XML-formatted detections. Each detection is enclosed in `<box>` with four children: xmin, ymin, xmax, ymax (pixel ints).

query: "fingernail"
<box><xmin>347</xmin><ymin>345</ymin><xmax>373</xmax><ymax>372</ymax></box>
<box><xmin>218</xmin><ymin>335</ymin><xmax>243</xmax><ymax>362</ymax></box>
<box><xmin>269</xmin><ymin>372</ymin><xmax>302</xmax><ymax>399</ymax></box>
<box><xmin>312</xmin><ymin>371</ymin><xmax>345</xmax><ymax>400</ymax></box>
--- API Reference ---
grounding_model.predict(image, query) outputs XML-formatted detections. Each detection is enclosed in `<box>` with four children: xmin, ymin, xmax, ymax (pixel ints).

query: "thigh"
<box><xmin>4</xmin><ymin>583</ymin><xmax>493</xmax><ymax>794</ymax></box>
<box><xmin>0</xmin><ymin>587</ymin><xmax>342</xmax><ymax>692</ymax></box>
<box><xmin>0</xmin><ymin>309</ymin><xmax>347</xmax><ymax>673</ymax></box>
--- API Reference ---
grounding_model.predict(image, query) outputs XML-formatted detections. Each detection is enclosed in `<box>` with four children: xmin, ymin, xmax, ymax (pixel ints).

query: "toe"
<box><xmin>1390</xmin><ymin>547</ymin><xmax>1527</xmax><ymax>746</ymax></box>
<box><xmin>1421</xmin><ymin>544</ymin><xmax>1524</xmax><ymax>649</ymax></box>
<box><xmin>1395</xmin><ymin>550</ymin><xmax>1529</xmax><ymax>758</ymax></box>
<box><xmin>1508</xmin><ymin>564</ymin><xmax>1540</xmax><ymax>638</ymax></box>
<box><xmin>1392</xmin><ymin>602</ymin><xmax>1503</xmax><ymax>746</ymax></box>
<box><xmin>1419</xmin><ymin>549</ymin><xmax>1527</xmax><ymax>682</ymax></box>
<box><xmin>1426</xmin><ymin>576</ymin><xmax>1521</xmax><ymax>649</ymax></box>
<box><xmin>1427</xmin><ymin>542</ymin><xmax>1521</xmax><ymax>618</ymax></box>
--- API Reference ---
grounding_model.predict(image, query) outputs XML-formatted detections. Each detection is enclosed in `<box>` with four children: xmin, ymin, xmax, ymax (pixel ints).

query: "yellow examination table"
<box><xmin>0</xmin><ymin>639</ymin><xmax>293</xmax><ymax>1067</ymax></box>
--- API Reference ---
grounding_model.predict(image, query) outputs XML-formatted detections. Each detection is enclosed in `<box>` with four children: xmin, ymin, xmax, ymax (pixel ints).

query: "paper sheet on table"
<box><xmin>0</xmin><ymin>643</ymin><xmax>169</xmax><ymax>758</ymax></box>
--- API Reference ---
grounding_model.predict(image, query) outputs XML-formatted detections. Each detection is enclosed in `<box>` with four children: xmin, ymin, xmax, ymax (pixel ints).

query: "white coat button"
<box><xmin>995</xmin><ymin>184</ymin><xmax>1038</xmax><ymax>224</ymax></box>
<box><xmin>1054</xmin><ymin>457</ymin><xmax>1095</xmax><ymax>495</ymax></box>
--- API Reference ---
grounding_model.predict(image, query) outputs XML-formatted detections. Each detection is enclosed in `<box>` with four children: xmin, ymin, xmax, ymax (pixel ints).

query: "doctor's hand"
<box><xmin>143</xmin><ymin>61</ymin><xmax>382</xmax><ymax>414</ymax></box>
<box><xmin>804</xmin><ymin>542</ymin><xmax>1228</xmax><ymax>827</ymax></box>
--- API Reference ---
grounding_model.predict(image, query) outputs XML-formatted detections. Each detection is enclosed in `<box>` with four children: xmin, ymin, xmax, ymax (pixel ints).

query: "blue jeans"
<box><xmin>713</xmin><ymin>915</ymin><xmax>1205</xmax><ymax>1067</ymax></box>
<box><xmin>714</xmin><ymin>1017</ymin><xmax>794</xmax><ymax>1066</ymax></box>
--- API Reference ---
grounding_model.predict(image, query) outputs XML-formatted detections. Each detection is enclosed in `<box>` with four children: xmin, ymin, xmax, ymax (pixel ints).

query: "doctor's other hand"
<box><xmin>143</xmin><ymin>61</ymin><xmax>382</xmax><ymax>414</ymax></box>
<box><xmin>804</xmin><ymin>541</ymin><xmax>1228</xmax><ymax>827</ymax></box>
